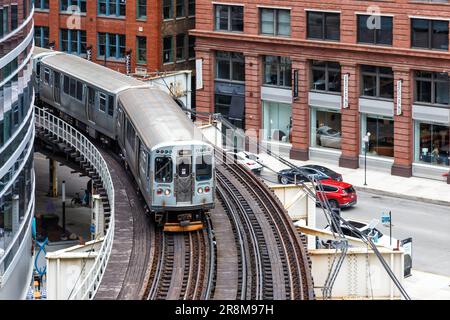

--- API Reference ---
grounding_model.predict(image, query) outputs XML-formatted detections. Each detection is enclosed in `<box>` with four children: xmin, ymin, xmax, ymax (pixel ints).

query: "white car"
<box><xmin>226</xmin><ymin>151</ymin><xmax>263</xmax><ymax>174</ymax></box>
<box><xmin>324</xmin><ymin>219</ymin><xmax>399</xmax><ymax>249</ymax></box>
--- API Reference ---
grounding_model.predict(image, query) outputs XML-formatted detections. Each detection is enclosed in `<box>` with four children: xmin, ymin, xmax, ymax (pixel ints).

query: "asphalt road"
<box><xmin>315</xmin><ymin>191</ymin><xmax>450</xmax><ymax>277</ymax></box>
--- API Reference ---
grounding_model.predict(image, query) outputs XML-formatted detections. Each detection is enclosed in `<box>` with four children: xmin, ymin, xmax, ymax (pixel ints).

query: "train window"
<box><xmin>155</xmin><ymin>157</ymin><xmax>173</xmax><ymax>183</ymax></box>
<box><xmin>195</xmin><ymin>155</ymin><xmax>212</xmax><ymax>181</ymax></box>
<box><xmin>88</xmin><ymin>87</ymin><xmax>95</xmax><ymax>106</ymax></box>
<box><xmin>63</xmin><ymin>75</ymin><xmax>70</xmax><ymax>94</ymax></box>
<box><xmin>76</xmin><ymin>81</ymin><xmax>83</xmax><ymax>101</ymax></box>
<box><xmin>99</xmin><ymin>93</ymin><xmax>107</xmax><ymax>112</ymax></box>
<box><xmin>126</xmin><ymin>119</ymin><xmax>136</xmax><ymax>150</ymax></box>
<box><xmin>108</xmin><ymin>95</ymin><xmax>114</xmax><ymax>116</ymax></box>
<box><xmin>44</xmin><ymin>68</ymin><xmax>50</xmax><ymax>84</ymax></box>
<box><xmin>69</xmin><ymin>78</ymin><xmax>76</xmax><ymax>97</ymax></box>
<box><xmin>177</xmin><ymin>159</ymin><xmax>191</xmax><ymax>177</ymax></box>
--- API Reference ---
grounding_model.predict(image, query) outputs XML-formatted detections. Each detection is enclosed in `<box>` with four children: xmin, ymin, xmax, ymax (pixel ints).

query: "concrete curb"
<box><xmin>354</xmin><ymin>185</ymin><xmax>450</xmax><ymax>207</ymax></box>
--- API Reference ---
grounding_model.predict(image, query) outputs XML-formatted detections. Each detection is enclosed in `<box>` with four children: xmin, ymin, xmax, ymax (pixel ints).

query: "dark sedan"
<box><xmin>277</xmin><ymin>165</ymin><xmax>342</xmax><ymax>185</ymax></box>
<box><xmin>300</xmin><ymin>165</ymin><xmax>343</xmax><ymax>181</ymax></box>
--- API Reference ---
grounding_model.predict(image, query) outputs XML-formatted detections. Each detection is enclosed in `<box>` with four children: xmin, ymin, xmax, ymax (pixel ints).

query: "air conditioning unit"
<box><xmin>135</xmin><ymin>67</ymin><xmax>147</xmax><ymax>76</ymax></box>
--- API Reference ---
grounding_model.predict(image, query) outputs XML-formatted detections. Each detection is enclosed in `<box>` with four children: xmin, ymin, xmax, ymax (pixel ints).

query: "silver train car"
<box><xmin>33</xmin><ymin>48</ymin><xmax>214</xmax><ymax>231</ymax></box>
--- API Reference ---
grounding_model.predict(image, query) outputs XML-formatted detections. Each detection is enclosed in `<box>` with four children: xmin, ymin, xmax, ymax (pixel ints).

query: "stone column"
<box><xmin>339</xmin><ymin>63</ymin><xmax>360</xmax><ymax>169</ymax></box>
<box><xmin>290</xmin><ymin>58</ymin><xmax>310</xmax><ymax>161</ymax></box>
<box><xmin>49</xmin><ymin>0</ymin><xmax>60</xmax><ymax>49</ymax></box>
<box><xmin>243</xmin><ymin>52</ymin><xmax>261</xmax><ymax>150</ymax></box>
<box><xmin>391</xmin><ymin>68</ymin><xmax>413</xmax><ymax>177</ymax></box>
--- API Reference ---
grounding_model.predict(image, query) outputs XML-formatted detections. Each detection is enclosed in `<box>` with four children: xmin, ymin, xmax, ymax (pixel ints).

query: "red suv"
<box><xmin>315</xmin><ymin>179</ymin><xmax>357</xmax><ymax>209</ymax></box>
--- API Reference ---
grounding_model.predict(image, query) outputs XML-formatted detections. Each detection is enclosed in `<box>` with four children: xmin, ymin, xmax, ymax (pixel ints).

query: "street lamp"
<box><xmin>363</xmin><ymin>132</ymin><xmax>371</xmax><ymax>186</ymax></box>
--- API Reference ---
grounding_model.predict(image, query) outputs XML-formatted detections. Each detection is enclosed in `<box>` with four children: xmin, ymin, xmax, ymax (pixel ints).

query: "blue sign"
<box><xmin>90</xmin><ymin>224</ymin><xmax>95</xmax><ymax>234</ymax></box>
<box><xmin>381</xmin><ymin>212</ymin><xmax>391</xmax><ymax>224</ymax></box>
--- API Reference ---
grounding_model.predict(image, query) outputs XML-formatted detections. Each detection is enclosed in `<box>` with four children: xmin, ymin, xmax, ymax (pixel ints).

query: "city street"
<box><xmin>315</xmin><ymin>191</ymin><xmax>450</xmax><ymax>277</ymax></box>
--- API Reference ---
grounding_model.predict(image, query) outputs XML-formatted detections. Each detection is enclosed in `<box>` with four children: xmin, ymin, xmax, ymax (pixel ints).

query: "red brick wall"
<box><xmin>193</xmin><ymin>0</ymin><xmax>450</xmax><ymax>175</ymax></box>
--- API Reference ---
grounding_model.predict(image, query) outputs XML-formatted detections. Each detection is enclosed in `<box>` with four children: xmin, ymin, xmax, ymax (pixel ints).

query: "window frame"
<box><xmin>307</xmin><ymin>11</ymin><xmax>340</xmax><ymax>41</ymax></box>
<box><xmin>260</xmin><ymin>8</ymin><xmax>291</xmax><ymax>37</ymax></box>
<box><xmin>357</xmin><ymin>14</ymin><xmax>393</xmax><ymax>46</ymax></box>
<box><xmin>215</xmin><ymin>51</ymin><xmax>245</xmax><ymax>83</ymax></box>
<box><xmin>414</xmin><ymin>71</ymin><xmax>450</xmax><ymax>107</ymax></box>
<box><xmin>310</xmin><ymin>61</ymin><xmax>342</xmax><ymax>93</ymax></box>
<box><xmin>360</xmin><ymin>65</ymin><xmax>394</xmax><ymax>100</ymax></box>
<box><xmin>411</xmin><ymin>18</ymin><xmax>449</xmax><ymax>51</ymax></box>
<box><xmin>263</xmin><ymin>55</ymin><xmax>292</xmax><ymax>88</ymax></box>
<box><xmin>214</xmin><ymin>4</ymin><xmax>244</xmax><ymax>32</ymax></box>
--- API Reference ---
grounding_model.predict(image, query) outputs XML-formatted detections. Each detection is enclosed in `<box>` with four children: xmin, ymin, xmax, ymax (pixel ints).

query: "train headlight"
<box><xmin>204</xmin><ymin>186</ymin><xmax>210</xmax><ymax>193</ymax></box>
<box><xmin>165</xmin><ymin>189</ymin><xmax>171</xmax><ymax>196</ymax></box>
<box><xmin>197</xmin><ymin>187</ymin><xmax>203</xmax><ymax>194</ymax></box>
<box><xmin>156</xmin><ymin>188</ymin><xmax>163</xmax><ymax>196</ymax></box>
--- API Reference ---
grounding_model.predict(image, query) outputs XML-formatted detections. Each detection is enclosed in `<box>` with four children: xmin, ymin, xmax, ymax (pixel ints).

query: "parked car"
<box><xmin>237</xmin><ymin>151</ymin><xmax>263</xmax><ymax>166</ymax></box>
<box><xmin>317</xmin><ymin>126</ymin><xmax>341</xmax><ymax>149</ymax></box>
<box><xmin>227</xmin><ymin>151</ymin><xmax>263</xmax><ymax>174</ymax></box>
<box><xmin>277</xmin><ymin>167</ymin><xmax>316</xmax><ymax>185</ymax></box>
<box><xmin>301</xmin><ymin>165</ymin><xmax>343</xmax><ymax>181</ymax></box>
<box><xmin>315</xmin><ymin>179</ymin><xmax>357</xmax><ymax>209</ymax></box>
<box><xmin>324</xmin><ymin>219</ymin><xmax>399</xmax><ymax>249</ymax></box>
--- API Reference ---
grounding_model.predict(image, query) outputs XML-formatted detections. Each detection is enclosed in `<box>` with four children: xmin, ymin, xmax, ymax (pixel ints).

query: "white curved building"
<box><xmin>0</xmin><ymin>0</ymin><xmax>35</xmax><ymax>299</ymax></box>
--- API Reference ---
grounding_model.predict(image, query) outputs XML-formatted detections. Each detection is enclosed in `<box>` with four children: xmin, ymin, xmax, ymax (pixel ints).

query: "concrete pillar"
<box><xmin>339</xmin><ymin>63</ymin><xmax>360</xmax><ymax>169</ymax></box>
<box><xmin>48</xmin><ymin>0</ymin><xmax>60</xmax><ymax>49</ymax></box>
<box><xmin>12</xmin><ymin>195</ymin><xmax>19</xmax><ymax>235</ymax></box>
<box><xmin>91</xmin><ymin>195</ymin><xmax>104</xmax><ymax>241</ymax></box>
<box><xmin>48</xmin><ymin>159</ymin><xmax>58</xmax><ymax>197</ymax></box>
<box><xmin>391</xmin><ymin>68</ymin><xmax>413</xmax><ymax>178</ymax></box>
<box><xmin>290</xmin><ymin>58</ymin><xmax>310</xmax><ymax>161</ymax></box>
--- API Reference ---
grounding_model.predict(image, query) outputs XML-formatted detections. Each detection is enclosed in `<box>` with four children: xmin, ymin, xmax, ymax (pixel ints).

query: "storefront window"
<box><xmin>262</xmin><ymin>101</ymin><xmax>292</xmax><ymax>143</ymax></box>
<box><xmin>311</xmin><ymin>109</ymin><xmax>341</xmax><ymax>149</ymax></box>
<box><xmin>311</xmin><ymin>61</ymin><xmax>341</xmax><ymax>93</ymax></box>
<box><xmin>362</xmin><ymin>115</ymin><xmax>394</xmax><ymax>157</ymax></box>
<box><xmin>416</xmin><ymin>122</ymin><xmax>449</xmax><ymax>166</ymax></box>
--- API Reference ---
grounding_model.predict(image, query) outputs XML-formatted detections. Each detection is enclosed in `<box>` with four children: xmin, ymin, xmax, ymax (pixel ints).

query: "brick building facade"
<box><xmin>191</xmin><ymin>0</ymin><xmax>450</xmax><ymax>183</ymax></box>
<box><xmin>33</xmin><ymin>0</ymin><xmax>196</xmax><ymax>74</ymax></box>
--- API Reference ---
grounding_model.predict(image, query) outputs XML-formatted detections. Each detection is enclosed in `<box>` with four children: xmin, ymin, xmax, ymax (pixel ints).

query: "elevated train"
<box><xmin>32</xmin><ymin>48</ymin><xmax>214</xmax><ymax>231</ymax></box>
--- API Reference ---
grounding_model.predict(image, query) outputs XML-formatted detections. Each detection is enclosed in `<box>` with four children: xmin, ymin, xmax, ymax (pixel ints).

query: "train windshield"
<box><xmin>196</xmin><ymin>155</ymin><xmax>212</xmax><ymax>181</ymax></box>
<box><xmin>155</xmin><ymin>157</ymin><xmax>173</xmax><ymax>183</ymax></box>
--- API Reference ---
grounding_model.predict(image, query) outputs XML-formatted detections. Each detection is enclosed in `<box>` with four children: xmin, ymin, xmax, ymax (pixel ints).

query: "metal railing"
<box><xmin>34</xmin><ymin>106</ymin><xmax>115</xmax><ymax>300</ymax></box>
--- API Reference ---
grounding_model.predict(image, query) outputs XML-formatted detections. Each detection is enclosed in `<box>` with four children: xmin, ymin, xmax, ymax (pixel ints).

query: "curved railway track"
<box><xmin>215</xmin><ymin>149</ymin><xmax>315</xmax><ymax>300</ymax></box>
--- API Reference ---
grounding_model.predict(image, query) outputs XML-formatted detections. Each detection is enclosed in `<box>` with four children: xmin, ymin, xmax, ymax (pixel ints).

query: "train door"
<box><xmin>86</xmin><ymin>86</ymin><xmax>96</xmax><ymax>122</ymax></box>
<box><xmin>139</xmin><ymin>142</ymin><xmax>150</xmax><ymax>193</ymax></box>
<box><xmin>116</xmin><ymin>106</ymin><xmax>124</xmax><ymax>146</ymax></box>
<box><xmin>175</xmin><ymin>150</ymin><xmax>192</xmax><ymax>203</ymax></box>
<box><xmin>53</xmin><ymin>71</ymin><xmax>61</xmax><ymax>104</ymax></box>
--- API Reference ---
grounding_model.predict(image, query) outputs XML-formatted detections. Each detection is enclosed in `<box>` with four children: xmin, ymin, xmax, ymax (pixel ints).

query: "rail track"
<box><xmin>214</xmin><ymin>149</ymin><xmax>315</xmax><ymax>300</ymax></box>
<box><xmin>145</xmin><ymin>218</ymin><xmax>216</xmax><ymax>300</ymax></box>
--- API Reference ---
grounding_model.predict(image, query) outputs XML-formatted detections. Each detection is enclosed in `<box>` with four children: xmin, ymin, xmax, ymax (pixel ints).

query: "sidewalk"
<box><xmin>404</xmin><ymin>270</ymin><xmax>450</xmax><ymax>300</ymax></box>
<box><xmin>257</xmin><ymin>153</ymin><xmax>450</xmax><ymax>206</ymax></box>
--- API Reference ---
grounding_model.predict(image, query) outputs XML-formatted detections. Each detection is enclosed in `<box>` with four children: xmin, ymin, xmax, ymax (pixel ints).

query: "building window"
<box><xmin>263</xmin><ymin>101</ymin><xmax>292</xmax><ymax>143</ymax></box>
<box><xmin>163</xmin><ymin>0</ymin><xmax>173</xmax><ymax>19</ymax></box>
<box><xmin>188</xmin><ymin>0</ymin><xmax>195</xmax><ymax>16</ymax></box>
<box><xmin>311</xmin><ymin>109</ymin><xmax>342</xmax><ymax>150</ymax></box>
<box><xmin>188</xmin><ymin>35</ymin><xmax>195</xmax><ymax>59</ymax></box>
<box><xmin>311</xmin><ymin>61</ymin><xmax>341</xmax><ymax>93</ymax></box>
<box><xmin>416</xmin><ymin>122</ymin><xmax>449</xmax><ymax>166</ymax></box>
<box><xmin>411</xmin><ymin>18</ymin><xmax>448</xmax><ymax>51</ymax></box>
<box><xmin>361</xmin><ymin>115</ymin><xmax>394</xmax><ymax>157</ymax></box>
<box><xmin>361</xmin><ymin>65</ymin><xmax>393</xmax><ymax>99</ymax></box>
<box><xmin>98</xmin><ymin>0</ymin><xmax>126</xmax><ymax>16</ymax></box>
<box><xmin>357</xmin><ymin>15</ymin><xmax>392</xmax><ymax>45</ymax></box>
<box><xmin>176</xmin><ymin>0</ymin><xmax>184</xmax><ymax>18</ymax></box>
<box><xmin>260</xmin><ymin>8</ymin><xmax>290</xmax><ymax>36</ymax></box>
<box><xmin>215</xmin><ymin>5</ymin><xmax>243</xmax><ymax>32</ymax></box>
<box><xmin>215</xmin><ymin>51</ymin><xmax>245</xmax><ymax>82</ymax></box>
<box><xmin>137</xmin><ymin>0</ymin><xmax>146</xmax><ymax>19</ymax></box>
<box><xmin>214</xmin><ymin>93</ymin><xmax>244</xmax><ymax>129</ymax></box>
<box><xmin>415</xmin><ymin>71</ymin><xmax>449</xmax><ymax>106</ymax></box>
<box><xmin>136</xmin><ymin>36</ymin><xmax>146</xmax><ymax>63</ymax></box>
<box><xmin>10</xmin><ymin>5</ymin><xmax>17</xmax><ymax>30</ymax></box>
<box><xmin>60</xmin><ymin>0</ymin><xmax>86</xmax><ymax>13</ymax></box>
<box><xmin>35</xmin><ymin>0</ymin><xmax>50</xmax><ymax>10</ymax></box>
<box><xmin>97</xmin><ymin>33</ymin><xmax>126</xmax><ymax>59</ymax></box>
<box><xmin>163</xmin><ymin>36</ymin><xmax>173</xmax><ymax>63</ymax></box>
<box><xmin>34</xmin><ymin>26</ymin><xmax>50</xmax><ymax>48</ymax></box>
<box><xmin>1</xmin><ymin>6</ymin><xmax>9</xmax><ymax>36</ymax></box>
<box><xmin>60</xmin><ymin>29</ymin><xmax>87</xmax><ymax>55</ymax></box>
<box><xmin>176</xmin><ymin>33</ymin><xmax>185</xmax><ymax>61</ymax></box>
<box><xmin>307</xmin><ymin>11</ymin><xmax>340</xmax><ymax>41</ymax></box>
<box><xmin>263</xmin><ymin>56</ymin><xmax>291</xmax><ymax>88</ymax></box>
